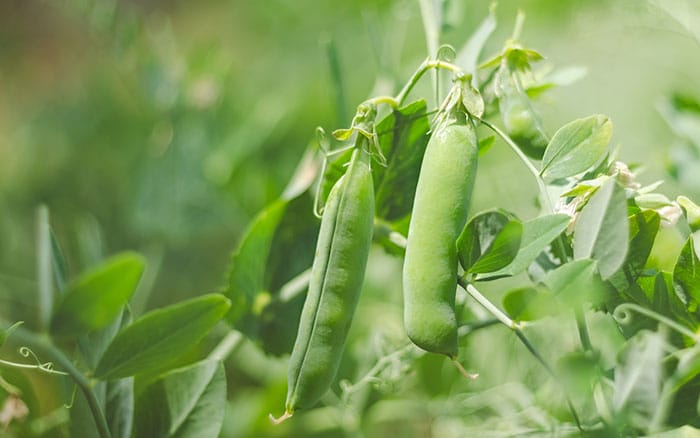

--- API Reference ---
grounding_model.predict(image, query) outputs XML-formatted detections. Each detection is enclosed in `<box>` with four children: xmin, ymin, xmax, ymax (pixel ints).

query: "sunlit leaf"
<box><xmin>541</xmin><ymin>115</ymin><xmax>612</xmax><ymax>180</ymax></box>
<box><xmin>573</xmin><ymin>179</ymin><xmax>629</xmax><ymax>279</ymax></box>
<box><xmin>479</xmin><ymin>214</ymin><xmax>569</xmax><ymax>279</ymax></box>
<box><xmin>133</xmin><ymin>360</ymin><xmax>225</xmax><ymax>438</ymax></box>
<box><xmin>674</xmin><ymin>235</ymin><xmax>700</xmax><ymax>310</ymax></box>
<box><xmin>95</xmin><ymin>294</ymin><xmax>231</xmax><ymax>379</ymax></box>
<box><xmin>51</xmin><ymin>252</ymin><xmax>145</xmax><ymax>336</ymax></box>
<box><xmin>457</xmin><ymin>210</ymin><xmax>522</xmax><ymax>274</ymax></box>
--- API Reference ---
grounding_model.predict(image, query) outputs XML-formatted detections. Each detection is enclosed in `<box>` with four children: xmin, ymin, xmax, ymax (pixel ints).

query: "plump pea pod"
<box><xmin>279</xmin><ymin>147</ymin><xmax>374</xmax><ymax>420</ymax></box>
<box><xmin>403</xmin><ymin>120</ymin><xmax>478</xmax><ymax>357</ymax></box>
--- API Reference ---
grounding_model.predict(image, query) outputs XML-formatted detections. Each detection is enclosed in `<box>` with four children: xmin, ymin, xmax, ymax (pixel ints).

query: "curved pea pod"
<box><xmin>403</xmin><ymin>121</ymin><xmax>478</xmax><ymax>357</ymax></box>
<box><xmin>281</xmin><ymin>147</ymin><xmax>374</xmax><ymax>418</ymax></box>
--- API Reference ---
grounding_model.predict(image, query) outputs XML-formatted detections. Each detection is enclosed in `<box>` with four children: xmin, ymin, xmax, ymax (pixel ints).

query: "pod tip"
<box><xmin>269</xmin><ymin>411</ymin><xmax>293</xmax><ymax>425</ymax></box>
<box><xmin>450</xmin><ymin>357</ymin><xmax>479</xmax><ymax>380</ymax></box>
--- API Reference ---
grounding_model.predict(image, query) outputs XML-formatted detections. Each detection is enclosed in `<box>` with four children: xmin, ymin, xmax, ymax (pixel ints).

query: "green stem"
<box><xmin>575</xmin><ymin>309</ymin><xmax>593</xmax><ymax>351</ymax></box>
<box><xmin>479</xmin><ymin>118</ymin><xmax>594</xmax><ymax>353</ymax></box>
<box><xmin>2</xmin><ymin>322</ymin><xmax>111</xmax><ymax>438</ymax></box>
<box><xmin>457</xmin><ymin>279</ymin><xmax>583</xmax><ymax>431</ymax></box>
<box><xmin>207</xmin><ymin>329</ymin><xmax>244</xmax><ymax>362</ymax></box>
<box><xmin>396</xmin><ymin>59</ymin><xmax>464</xmax><ymax>105</ymax></box>
<box><xmin>0</xmin><ymin>374</ymin><xmax>21</xmax><ymax>395</ymax></box>
<box><xmin>36</xmin><ymin>205</ymin><xmax>53</xmax><ymax>332</ymax></box>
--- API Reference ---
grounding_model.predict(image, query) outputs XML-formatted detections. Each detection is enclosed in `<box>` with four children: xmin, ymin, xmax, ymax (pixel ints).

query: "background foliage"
<box><xmin>2</xmin><ymin>0</ymin><xmax>700</xmax><ymax>436</ymax></box>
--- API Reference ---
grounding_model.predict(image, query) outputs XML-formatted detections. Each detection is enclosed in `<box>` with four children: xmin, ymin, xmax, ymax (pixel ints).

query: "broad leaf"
<box><xmin>455</xmin><ymin>3</ymin><xmax>497</xmax><ymax>81</ymax></box>
<box><xmin>541</xmin><ymin>114</ymin><xmax>612</xmax><ymax>180</ymax></box>
<box><xmin>542</xmin><ymin>259</ymin><xmax>608</xmax><ymax>308</ymax></box>
<box><xmin>502</xmin><ymin>286</ymin><xmax>556</xmax><ymax>321</ymax></box>
<box><xmin>613</xmin><ymin>330</ymin><xmax>664</xmax><ymax>430</ymax></box>
<box><xmin>374</xmin><ymin>100</ymin><xmax>430</xmax><ymax>222</ymax></box>
<box><xmin>674</xmin><ymin>235</ymin><xmax>700</xmax><ymax>310</ymax></box>
<box><xmin>573</xmin><ymin>179</ymin><xmax>629</xmax><ymax>279</ymax></box>
<box><xmin>105</xmin><ymin>377</ymin><xmax>134</xmax><ymax>438</ymax></box>
<box><xmin>607</xmin><ymin>210</ymin><xmax>660</xmax><ymax>298</ymax></box>
<box><xmin>133</xmin><ymin>360</ymin><xmax>226</xmax><ymax>438</ymax></box>
<box><xmin>95</xmin><ymin>294</ymin><xmax>231</xmax><ymax>379</ymax></box>
<box><xmin>479</xmin><ymin>214</ymin><xmax>569</xmax><ymax>279</ymax></box>
<box><xmin>224</xmin><ymin>200</ymin><xmax>287</xmax><ymax>326</ymax></box>
<box><xmin>51</xmin><ymin>252</ymin><xmax>145</xmax><ymax>336</ymax></box>
<box><xmin>457</xmin><ymin>210</ymin><xmax>522</xmax><ymax>274</ymax></box>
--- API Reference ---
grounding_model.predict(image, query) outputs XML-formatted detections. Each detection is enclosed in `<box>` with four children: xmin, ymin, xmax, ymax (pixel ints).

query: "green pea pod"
<box><xmin>403</xmin><ymin>120</ymin><xmax>478</xmax><ymax>357</ymax></box>
<box><xmin>282</xmin><ymin>147</ymin><xmax>374</xmax><ymax>418</ymax></box>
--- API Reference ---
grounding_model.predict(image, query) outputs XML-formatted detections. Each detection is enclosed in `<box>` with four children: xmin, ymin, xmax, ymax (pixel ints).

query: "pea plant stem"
<box><xmin>396</xmin><ymin>59</ymin><xmax>464</xmax><ymax>105</ymax></box>
<box><xmin>478</xmin><ymin>118</ymin><xmax>594</xmax><ymax>353</ymax></box>
<box><xmin>457</xmin><ymin>279</ymin><xmax>583</xmax><ymax>431</ymax></box>
<box><xmin>0</xmin><ymin>319</ymin><xmax>111</xmax><ymax>438</ymax></box>
<box><xmin>207</xmin><ymin>329</ymin><xmax>244</xmax><ymax>362</ymax></box>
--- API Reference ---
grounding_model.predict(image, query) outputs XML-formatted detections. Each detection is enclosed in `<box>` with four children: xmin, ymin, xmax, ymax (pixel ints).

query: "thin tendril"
<box><xmin>613</xmin><ymin>303</ymin><xmax>700</xmax><ymax>342</ymax></box>
<box><xmin>0</xmin><ymin>347</ymin><xmax>69</xmax><ymax>376</ymax></box>
<box><xmin>63</xmin><ymin>384</ymin><xmax>77</xmax><ymax>409</ymax></box>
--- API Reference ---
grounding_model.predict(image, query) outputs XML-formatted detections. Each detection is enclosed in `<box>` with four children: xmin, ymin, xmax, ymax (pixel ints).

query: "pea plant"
<box><xmin>2</xmin><ymin>5</ymin><xmax>700</xmax><ymax>438</ymax></box>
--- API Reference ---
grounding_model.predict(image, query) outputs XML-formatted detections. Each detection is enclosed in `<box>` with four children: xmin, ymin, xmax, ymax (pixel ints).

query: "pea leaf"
<box><xmin>105</xmin><ymin>376</ymin><xmax>134</xmax><ymax>438</ymax></box>
<box><xmin>674</xmin><ymin>235</ymin><xmax>700</xmax><ymax>311</ymax></box>
<box><xmin>133</xmin><ymin>360</ymin><xmax>225</xmax><ymax>438</ymax></box>
<box><xmin>607</xmin><ymin>210</ymin><xmax>660</xmax><ymax>297</ymax></box>
<box><xmin>542</xmin><ymin>259</ymin><xmax>608</xmax><ymax>308</ymax></box>
<box><xmin>502</xmin><ymin>286</ymin><xmax>557</xmax><ymax>321</ymax></box>
<box><xmin>373</xmin><ymin>100</ymin><xmax>430</xmax><ymax>222</ymax></box>
<box><xmin>455</xmin><ymin>3</ymin><xmax>496</xmax><ymax>81</ymax></box>
<box><xmin>613</xmin><ymin>330</ymin><xmax>664</xmax><ymax>431</ymax></box>
<box><xmin>457</xmin><ymin>210</ymin><xmax>522</xmax><ymax>274</ymax></box>
<box><xmin>573</xmin><ymin>179</ymin><xmax>629</xmax><ymax>280</ymax></box>
<box><xmin>224</xmin><ymin>200</ymin><xmax>287</xmax><ymax>326</ymax></box>
<box><xmin>50</xmin><ymin>252</ymin><xmax>145</xmax><ymax>337</ymax></box>
<box><xmin>541</xmin><ymin>114</ymin><xmax>612</xmax><ymax>181</ymax></box>
<box><xmin>95</xmin><ymin>294</ymin><xmax>231</xmax><ymax>379</ymax></box>
<box><xmin>478</xmin><ymin>214</ymin><xmax>569</xmax><ymax>280</ymax></box>
<box><xmin>0</xmin><ymin>321</ymin><xmax>22</xmax><ymax>348</ymax></box>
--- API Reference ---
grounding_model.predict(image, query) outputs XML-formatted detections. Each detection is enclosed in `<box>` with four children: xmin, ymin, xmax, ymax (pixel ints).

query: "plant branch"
<box><xmin>457</xmin><ymin>279</ymin><xmax>583</xmax><ymax>431</ymax></box>
<box><xmin>207</xmin><ymin>329</ymin><xmax>244</xmax><ymax>362</ymax></box>
<box><xmin>396</xmin><ymin>59</ymin><xmax>464</xmax><ymax>105</ymax></box>
<box><xmin>1</xmin><ymin>321</ymin><xmax>111</xmax><ymax>438</ymax></box>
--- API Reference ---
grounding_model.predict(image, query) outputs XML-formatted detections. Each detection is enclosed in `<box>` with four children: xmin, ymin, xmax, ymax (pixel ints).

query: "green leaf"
<box><xmin>455</xmin><ymin>3</ymin><xmax>497</xmax><ymax>79</ymax></box>
<box><xmin>674</xmin><ymin>235</ymin><xmax>700</xmax><ymax>310</ymax></box>
<box><xmin>224</xmin><ymin>200</ymin><xmax>287</xmax><ymax>326</ymax></box>
<box><xmin>255</xmin><ymin>194</ymin><xmax>319</xmax><ymax>356</ymax></box>
<box><xmin>502</xmin><ymin>287</ymin><xmax>556</xmax><ymax>321</ymax></box>
<box><xmin>542</xmin><ymin>259</ymin><xmax>608</xmax><ymax>308</ymax></box>
<box><xmin>478</xmin><ymin>214</ymin><xmax>569</xmax><ymax>279</ymax></box>
<box><xmin>613</xmin><ymin>330</ymin><xmax>664</xmax><ymax>430</ymax></box>
<box><xmin>541</xmin><ymin>114</ymin><xmax>612</xmax><ymax>180</ymax></box>
<box><xmin>0</xmin><ymin>321</ymin><xmax>23</xmax><ymax>348</ymax></box>
<box><xmin>607</xmin><ymin>210</ymin><xmax>661</xmax><ymax>298</ymax></box>
<box><xmin>105</xmin><ymin>377</ymin><xmax>134</xmax><ymax>438</ymax></box>
<box><xmin>374</xmin><ymin>100</ymin><xmax>430</xmax><ymax>222</ymax></box>
<box><xmin>457</xmin><ymin>210</ymin><xmax>522</xmax><ymax>274</ymax></box>
<box><xmin>95</xmin><ymin>294</ymin><xmax>231</xmax><ymax>379</ymax></box>
<box><xmin>50</xmin><ymin>252</ymin><xmax>145</xmax><ymax>336</ymax></box>
<box><xmin>133</xmin><ymin>360</ymin><xmax>226</xmax><ymax>438</ymax></box>
<box><xmin>678</xmin><ymin>196</ymin><xmax>700</xmax><ymax>233</ymax></box>
<box><xmin>573</xmin><ymin>179</ymin><xmax>629</xmax><ymax>280</ymax></box>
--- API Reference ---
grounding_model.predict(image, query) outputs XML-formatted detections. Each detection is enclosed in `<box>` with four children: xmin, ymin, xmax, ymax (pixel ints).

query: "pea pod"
<box><xmin>403</xmin><ymin>120</ymin><xmax>478</xmax><ymax>357</ymax></box>
<box><xmin>278</xmin><ymin>146</ymin><xmax>374</xmax><ymax>420</ymax></box>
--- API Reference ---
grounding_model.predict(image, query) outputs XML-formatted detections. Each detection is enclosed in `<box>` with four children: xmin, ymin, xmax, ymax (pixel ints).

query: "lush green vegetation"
<box><xmin>2</xmin><ymin>1</ymin><xmax>700</xmax><ymax>436</ymax></box>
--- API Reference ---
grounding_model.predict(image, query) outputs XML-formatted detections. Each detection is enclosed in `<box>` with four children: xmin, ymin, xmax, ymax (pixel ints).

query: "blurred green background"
<box><xmin>1</xmin><ymin>0</ymin><xmax>700</xmax><ymax>436</ymax></box>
